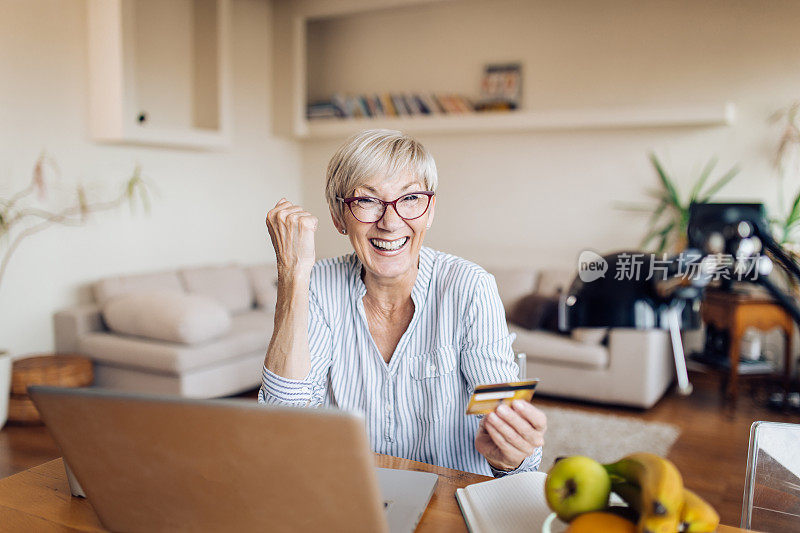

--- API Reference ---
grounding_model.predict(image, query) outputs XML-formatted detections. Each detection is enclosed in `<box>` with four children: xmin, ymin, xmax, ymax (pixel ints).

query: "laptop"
<box><xmin>28</xmin><ymin>386</ymin><xmax>438</xmax><ymax>533</ymax></box>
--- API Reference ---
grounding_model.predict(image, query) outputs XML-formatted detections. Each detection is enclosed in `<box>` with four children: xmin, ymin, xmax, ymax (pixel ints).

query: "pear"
<box><xmin>545</xmin><ymin>456</ymin><xmax>611</xmax><ymax>522</ymax></box>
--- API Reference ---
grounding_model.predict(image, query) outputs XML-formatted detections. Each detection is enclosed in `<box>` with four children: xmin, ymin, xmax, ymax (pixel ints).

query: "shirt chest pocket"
<box><xmin>409</xmin><ymin>345</ymin><xmax>458</xmax><ymax>422</ymax></box>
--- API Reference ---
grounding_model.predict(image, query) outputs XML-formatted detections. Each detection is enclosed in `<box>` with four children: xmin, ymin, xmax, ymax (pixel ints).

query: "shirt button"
<box><xmin>300</xmin><ymin>386</ymin><xmax>310</xmax><ymax>394</ymax></box>
<box><xmin>429</xmin><ymin>364</ymin><xmax>437</xmax><ymax>372</ymax></box>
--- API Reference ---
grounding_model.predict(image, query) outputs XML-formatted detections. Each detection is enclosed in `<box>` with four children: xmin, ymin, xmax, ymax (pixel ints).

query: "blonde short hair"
<box><xmin>325</xmin><ymin>129</ymin><xmax>438</xmax><ymax>227</ymax></box>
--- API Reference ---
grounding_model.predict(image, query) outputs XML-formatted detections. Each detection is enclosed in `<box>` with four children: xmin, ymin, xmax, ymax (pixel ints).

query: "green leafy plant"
<box><xmin>771</xmin><ymin>189</ymin><xmax>800</xmax><ymax>245</ymax></box>
<box><xmin>0</xmin><ymin>153</ymin><xmax>151</xmax><ymax>292</ymax></box>
<box><xmin>618</xmin><ymin>153</ymin><xmax>740</xmax><ymax>253</ymax></box>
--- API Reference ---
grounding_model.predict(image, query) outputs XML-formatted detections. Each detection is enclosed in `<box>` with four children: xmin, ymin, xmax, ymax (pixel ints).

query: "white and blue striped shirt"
<box><xmin>258</xmin><ymin>246</ymin><xmax>541</xmax><ymax>476</ymax></box>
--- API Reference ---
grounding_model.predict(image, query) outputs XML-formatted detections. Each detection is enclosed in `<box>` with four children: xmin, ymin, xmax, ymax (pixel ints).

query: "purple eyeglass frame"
<box><xmin>336</xmin><ymin>191</ymin><xmax>435</xmax><ymax>223</ymax></box>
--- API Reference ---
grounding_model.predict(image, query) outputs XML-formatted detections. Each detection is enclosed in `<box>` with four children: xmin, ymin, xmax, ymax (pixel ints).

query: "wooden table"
<box><xmin>0</xmin><ymin>456</ymin><xmax>751</xmax><ymax>532</ymax></box>
<box><xmin>701</xmin><ymin>289</ymin><xmax>794</xmax><ymax>406</ymax></box>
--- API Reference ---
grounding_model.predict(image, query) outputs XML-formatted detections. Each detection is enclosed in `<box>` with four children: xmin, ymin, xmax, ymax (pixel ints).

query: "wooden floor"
<box><xmin>0</xmin><ymin>374</ymin><xmax>796</xmax><ymax>528</ymax></box>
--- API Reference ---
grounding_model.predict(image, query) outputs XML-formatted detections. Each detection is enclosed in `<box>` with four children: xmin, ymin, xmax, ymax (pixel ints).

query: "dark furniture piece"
<box><xmin>700</xmin><ymin>289</ymin><xmax>793</xmax><ymax>406</ymax></box>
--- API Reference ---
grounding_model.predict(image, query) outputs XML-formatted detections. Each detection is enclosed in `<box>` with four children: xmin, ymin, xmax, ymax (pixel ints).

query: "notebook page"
<box><xmin>463</xmin><ymin>471</ymin><xmax>555</xmax><ymax>533</ymax></box>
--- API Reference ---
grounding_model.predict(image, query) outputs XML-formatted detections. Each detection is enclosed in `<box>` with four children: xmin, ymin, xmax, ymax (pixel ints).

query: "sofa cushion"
<box><xmin>93</xmin><ymin>271</ymin><xmax>184</xmax><ymax>306</ymax></box>
<box><xmin>536</xmin><ymin>269</ymin><xmax>575</xmax><ymax>297</ymax></box>
<box><xmin>508</xmin><ymin>293</ymin><xmax>559</xmax><ymax>331</ymax></box>
<box><xmin>79</xmin><ymin>310</ymin><xmax>273</xmax><ymax>375</ymax></box>
<box><xmin>181</xmin><ymin>265</ymin><xmax>253</xmax><ymax>314</ymax></box>
<box><xmin>248</xmin><ymin>264</ymin><xmax>279</xmax><ymax>313</ymax></box>
<box><xmin>571</xmin><ymin>328</ymin><xmax>609</xmax><ymax>345</ymax></box>
<box><xmin>103</xmin><ymin>291</ymin><xmax>231</xmax><ymax>345</ymax></box>
<box><xmin>484</xmin><ymin>267</ymin><xmax>537</xmax><ymax>314</ymax></box>
<box><xmin>510</xmin><ymin>325</ymin><xmax>608</xmax><ymax>370</ymax></box>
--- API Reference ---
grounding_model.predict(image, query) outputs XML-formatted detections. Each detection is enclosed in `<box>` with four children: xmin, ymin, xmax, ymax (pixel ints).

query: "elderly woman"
<box><xmin>259</xmin><ymin>129</ymin><xmax>545</xmax><ymax>476</ymax></box>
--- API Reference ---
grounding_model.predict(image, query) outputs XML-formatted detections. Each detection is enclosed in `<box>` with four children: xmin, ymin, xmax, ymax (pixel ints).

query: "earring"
<box><xmin>341</xmin><ymin>229</ymin><xmax>347</xmax><ymax>235</ymax></box>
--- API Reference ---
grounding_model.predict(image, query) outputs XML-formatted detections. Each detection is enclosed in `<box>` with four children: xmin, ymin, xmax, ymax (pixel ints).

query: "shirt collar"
<box><xmin>350</xmin><ymin>246</ymin><xmax>435</xmax><ymax>304</ymax></box>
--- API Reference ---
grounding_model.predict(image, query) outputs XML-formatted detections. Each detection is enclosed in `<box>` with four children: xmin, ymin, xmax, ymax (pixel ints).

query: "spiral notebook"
<box><xmin>455</xmin><ymin>471</ymin><xmax>561</xmax><ymax>533</ymax></box>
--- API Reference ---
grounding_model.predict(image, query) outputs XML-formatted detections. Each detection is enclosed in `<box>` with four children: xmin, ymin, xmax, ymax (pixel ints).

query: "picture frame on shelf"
<box><xmin>476</xmin><ymin>63</ymin><xmax>522</xmax><ymax>112</ymax></box>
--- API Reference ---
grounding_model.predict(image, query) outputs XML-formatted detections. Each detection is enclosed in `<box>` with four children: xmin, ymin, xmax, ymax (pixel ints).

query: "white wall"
<box><xmin>5</xmin><ymin>0</ymin><xmax>800</xmax><ymax>358</ymax></box>
<box><xmin>285</xmin><ymin>0</ymin><xmax>800</xmax><ymax>272</ymax></box>
<box><xmin>0</xmin><ymin>0</ymin><xmax>300</xmax><ymax>356</ymax></box>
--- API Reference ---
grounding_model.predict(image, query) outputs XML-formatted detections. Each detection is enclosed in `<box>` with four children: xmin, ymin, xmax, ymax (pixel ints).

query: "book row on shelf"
<box><xmin>306</xmin><ymin>93</ymin><xmax>517</xmax><ymax>120</ymax></box>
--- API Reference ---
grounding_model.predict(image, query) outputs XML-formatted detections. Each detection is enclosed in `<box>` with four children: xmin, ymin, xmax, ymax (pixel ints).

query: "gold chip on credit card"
<box><xmin>466</xmin><ymin>379</ymin><xmax>540</xmax><ymax>415</ymax></box>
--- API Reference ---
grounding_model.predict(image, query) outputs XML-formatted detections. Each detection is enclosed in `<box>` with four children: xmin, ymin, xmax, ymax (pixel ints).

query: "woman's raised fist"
<box><xmin>265</xmin><ymin>198</ymin><xmax>318</xmax><ymax>278</ymax></box>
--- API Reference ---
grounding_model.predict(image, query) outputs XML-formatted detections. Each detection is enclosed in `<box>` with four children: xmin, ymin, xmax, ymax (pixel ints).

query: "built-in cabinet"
<box><xmin>87</xmin><ymin>0</ymin><xmax>231</xmax><ymax>150</ymax></box>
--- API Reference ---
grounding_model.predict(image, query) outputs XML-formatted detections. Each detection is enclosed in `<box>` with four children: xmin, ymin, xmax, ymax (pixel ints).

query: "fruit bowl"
<box><xmin>541</xmin><ymin>512</ymin><xmax>568</xmax><ymax>533</ymax></box>
<box><xmin>541</xmin><ymin>497</ymin><xmax>628</xmax><ymax>533</ymax></box>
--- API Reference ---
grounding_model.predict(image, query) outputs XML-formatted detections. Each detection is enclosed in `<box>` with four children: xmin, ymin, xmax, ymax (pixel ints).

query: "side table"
<box><xmin>9</xmin><ymin>354</ymin><xmax>93</xmax><ymax>424</ymax></box>
<box><xmin>701</xmin><ymin>289</ymin><xmax>794</xmax><ymax>406</ymax></box>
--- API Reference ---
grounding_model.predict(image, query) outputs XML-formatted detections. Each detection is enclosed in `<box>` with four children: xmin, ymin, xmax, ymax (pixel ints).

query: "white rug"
<box><xmin>537</xmin><ymin>406</ymin><xmax>680</xmax><ymax>473</ymax></box>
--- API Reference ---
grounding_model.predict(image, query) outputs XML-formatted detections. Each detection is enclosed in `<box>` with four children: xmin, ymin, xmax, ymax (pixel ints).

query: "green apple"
<box><xmin>544</xmin><ymin>456</ymin><xmax>611</xmax><ymax>522</ymax></box>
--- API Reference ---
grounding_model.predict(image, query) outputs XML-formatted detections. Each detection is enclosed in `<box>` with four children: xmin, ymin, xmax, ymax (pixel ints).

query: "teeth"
<box><xmin>370</xmin><ymin>237</ymin><xmax>407</xmax><ymax>251</ymax></box>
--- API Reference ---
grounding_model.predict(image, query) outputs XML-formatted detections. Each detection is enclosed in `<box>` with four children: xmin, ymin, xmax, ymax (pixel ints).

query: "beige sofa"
<box><xmin>54</xmin><ymin>264</ymin><xmax>278</xmax><ymax>398</ymax></box>
<box><xmin>486</xmin><ymin>267</ymin><xmax>676</xmax><ymax>408</ymax></box>
<box><xmin>54</xmin><ymin>263</ymin><xmax>674</xmax><ymax>407</ymax></box>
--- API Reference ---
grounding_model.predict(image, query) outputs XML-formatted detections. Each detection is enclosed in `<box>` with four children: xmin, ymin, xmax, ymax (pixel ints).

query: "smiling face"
<box><xmin>332</xmin><ymin>172</ymin><xmax>435</xmax><ymax>284</ymax></box>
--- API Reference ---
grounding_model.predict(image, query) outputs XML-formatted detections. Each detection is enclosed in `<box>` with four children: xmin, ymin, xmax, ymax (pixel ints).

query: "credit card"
<box><xmin>466</xmin><ymin>379</ymin><xmax>540</xmax><ymax>415</ymax></box>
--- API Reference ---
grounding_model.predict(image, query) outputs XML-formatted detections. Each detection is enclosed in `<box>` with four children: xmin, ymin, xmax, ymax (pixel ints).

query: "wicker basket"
<box><xmin>8</xmin><ymin>354</ymin><xmax>93</xmax><ymax>424</ymax></box>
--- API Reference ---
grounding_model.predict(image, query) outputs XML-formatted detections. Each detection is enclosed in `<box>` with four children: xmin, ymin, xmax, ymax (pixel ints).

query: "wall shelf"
<box><xmin>288</xmin><ymin>1</ymin><xmax>737</xmax><ymax>141</ymax></box>
<box><xmin>295</xmin><ymin>102</ymin><xmax>737</xmax><ymax>140</ymax></box>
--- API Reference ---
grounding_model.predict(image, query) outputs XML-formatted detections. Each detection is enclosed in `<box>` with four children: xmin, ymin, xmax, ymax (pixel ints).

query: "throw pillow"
<box><xmin>103</xmin><ymin>290</ymin><xmax>232</xmax><ymax>345</ymax></box>
<box><xmin>93</xmin><ymin>271</ymin><xmax>184</xmax><ymax>307</ymax></box>
<box><xmin>180</xmin><ymin>265</ymin><xmax>253</xmax><ymax>314</ymax></box>
<box><xmin>535</xmin><ymin>269</ymin><xmax>574</xmax><ymax>297</ymax></box>
<box><xmin>508</xmin><ymin>293</ymin><xmax>560</xmax><ymax>331</ymax></box>
<box><xmin>248</xmin><ymin>264</ymin><xmax>279</xmax><ymax>313</ymax></box>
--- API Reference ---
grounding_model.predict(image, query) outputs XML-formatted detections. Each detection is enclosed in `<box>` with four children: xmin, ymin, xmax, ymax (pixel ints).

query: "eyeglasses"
<box><xmin>337</xmin><ymin>191</ymin><xmax>435</xmax><ymax>223</ymax></box>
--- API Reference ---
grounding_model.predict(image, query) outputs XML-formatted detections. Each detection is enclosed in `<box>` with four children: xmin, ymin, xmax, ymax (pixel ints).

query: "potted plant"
<box><xmin>618</xmin><ymin>153</ymin><xmax>740</xmax><ymax>253</ymax></box>
<box><xmin>0</xmin><ymin>153</ymin><xmax>150</xmax><ymax>428</ymax></box>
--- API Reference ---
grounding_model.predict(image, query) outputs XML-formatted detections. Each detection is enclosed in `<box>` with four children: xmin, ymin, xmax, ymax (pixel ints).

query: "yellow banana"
<box><xmin>604</xmin><ymin>453</ymin><xmax>684</xmax><ymax>533</ymax></box>
<box><xmin>611</xmin><ymin>484</ymin><xmax>679</xmax><ymax>533</ymax></box>
<box><xmin>679</xmin><ymin>488</ymin><xmax>719</xmax><ymax>533</ymax></box>
<box><xmin>640</xmin><ymin>513</ymin><xmax>681</xmax><ymax>533</ymax></box>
